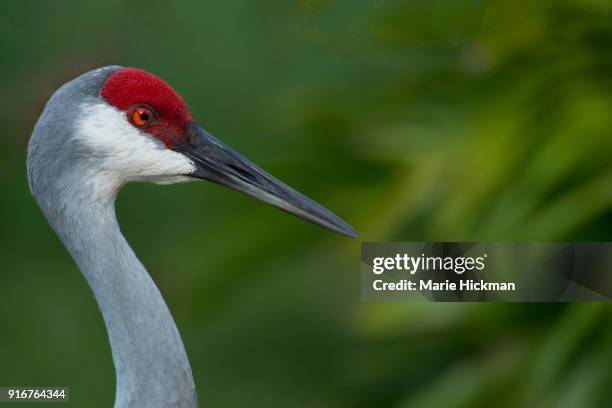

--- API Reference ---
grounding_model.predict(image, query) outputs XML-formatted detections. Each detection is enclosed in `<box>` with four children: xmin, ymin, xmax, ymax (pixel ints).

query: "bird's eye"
<box><xmin>128</xmin><ymin>105</ymin><xmax>157</xmax><ymax>128</ymax></box>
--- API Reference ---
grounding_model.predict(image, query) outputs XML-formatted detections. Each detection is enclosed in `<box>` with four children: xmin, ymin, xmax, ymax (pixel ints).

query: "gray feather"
<box><xmin>27</xmin><ymin>66</ymin><xmax>198</xmax><ymax>408</ymax></box>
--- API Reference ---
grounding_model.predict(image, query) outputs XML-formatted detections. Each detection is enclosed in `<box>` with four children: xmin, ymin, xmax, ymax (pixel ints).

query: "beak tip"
<box><xmin>334</xmin><ymin>222</ymin><xmax>358</xmax><ymax>239</ymax></box>
<box><xmin>345</xmin><ymin>229</ymin><xmax>359</xmax><ymax>239</ymax></box>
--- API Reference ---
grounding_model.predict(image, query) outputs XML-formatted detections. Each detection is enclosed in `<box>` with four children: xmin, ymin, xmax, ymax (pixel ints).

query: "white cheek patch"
<box><xmin>74</xmin><ymin>102</ymin><xmax>196</xmax><ymax>183</ymax></box>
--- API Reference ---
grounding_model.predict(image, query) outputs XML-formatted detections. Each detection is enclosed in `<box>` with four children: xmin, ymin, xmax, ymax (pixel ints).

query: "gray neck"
<box><xmin>41</xmin><ymin>180</ymin><xmax>197</xmax><ymax>408</ymax></box>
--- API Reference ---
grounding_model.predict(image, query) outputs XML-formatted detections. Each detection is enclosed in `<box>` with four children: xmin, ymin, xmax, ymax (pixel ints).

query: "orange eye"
<box><xmin>128</xmin><ymin>105</ymin><xmax>156</xmax><ymax>128</ymax></box>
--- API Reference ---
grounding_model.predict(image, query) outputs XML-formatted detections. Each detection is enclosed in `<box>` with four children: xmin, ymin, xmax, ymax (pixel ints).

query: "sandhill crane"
<box><xmin>27</xmin><ymin>66</ymin><xmax>356</xmax><ymax>408</ymax></box>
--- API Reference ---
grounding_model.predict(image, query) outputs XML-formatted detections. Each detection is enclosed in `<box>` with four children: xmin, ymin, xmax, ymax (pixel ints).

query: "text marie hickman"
<box><xmin>373</xmin><ymin>279</ymin><xmax>516</xmax><ymax>292</ymax></box>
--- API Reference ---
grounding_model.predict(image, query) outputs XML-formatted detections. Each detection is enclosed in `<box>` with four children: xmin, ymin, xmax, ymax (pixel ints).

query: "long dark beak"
<box><xmin>176</xmin><ymin>123</ymin><xmax>357</xmax><ymax>238</ymax></box>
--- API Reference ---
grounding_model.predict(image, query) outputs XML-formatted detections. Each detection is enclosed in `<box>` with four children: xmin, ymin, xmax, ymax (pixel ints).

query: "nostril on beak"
<box><xmin>227</xmin><ymin>163</ymin><xmax>258</xmax><ymax>184</ymax></box>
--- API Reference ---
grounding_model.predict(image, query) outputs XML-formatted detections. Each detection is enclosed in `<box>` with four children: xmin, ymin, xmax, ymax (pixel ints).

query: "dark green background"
<box><xmin>2</xmin><ymin>1</ymin><xmax>612</xmax><ymax>407</ymax></box>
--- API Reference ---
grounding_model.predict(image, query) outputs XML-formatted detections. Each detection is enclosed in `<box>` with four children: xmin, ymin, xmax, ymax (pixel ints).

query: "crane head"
<box><xmin>28</xmin><ymin>66</ymin><xmax>356</xmax><ymax>238</ymax></box>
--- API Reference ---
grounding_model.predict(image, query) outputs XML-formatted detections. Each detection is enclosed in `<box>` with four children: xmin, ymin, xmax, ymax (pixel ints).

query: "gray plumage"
<box><xmin>27</xmin><ymin>67</ymin><xmax>198</xmax><ymax>407</ymax></box>
<box><xmin>27</xmin><ymin>65</ymin><xmax>356</xmax><ymax>408</ymax></box>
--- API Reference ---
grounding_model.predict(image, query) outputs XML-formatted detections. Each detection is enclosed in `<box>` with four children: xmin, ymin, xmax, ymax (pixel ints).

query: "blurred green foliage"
<box><xmin>1</xmin><ymin>0</ymin><xmax>612</xmax><ymax>407</ymax></box>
